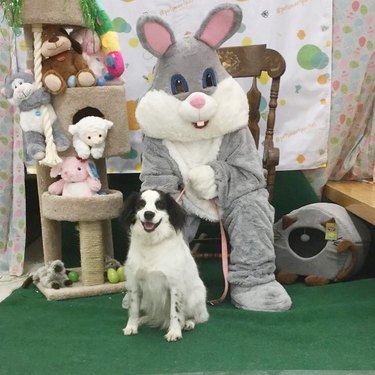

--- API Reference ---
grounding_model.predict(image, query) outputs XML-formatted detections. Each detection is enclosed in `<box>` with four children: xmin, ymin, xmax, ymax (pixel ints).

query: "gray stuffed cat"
<box><xmin>1</xmin><ymin>71</ymin><xmax>70</xmax><ymax>161</ymax></box>
<box><xmin>135</xmin><ymin>3</ymin><xmax>292</xmax><ymax>311</ymax></box>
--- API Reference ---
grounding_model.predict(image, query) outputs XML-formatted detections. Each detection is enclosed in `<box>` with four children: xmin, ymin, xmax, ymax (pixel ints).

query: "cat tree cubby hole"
<box><xmin>52</xmin><ymin>84</ymin><xmax>130</xmax><ymax>159</ymax></box>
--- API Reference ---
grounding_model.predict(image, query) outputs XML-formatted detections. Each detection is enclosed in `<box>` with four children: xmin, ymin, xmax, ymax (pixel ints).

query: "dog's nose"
<box><xmin>144</xmin><ymin>211</ymin><xmax>155</xmax><ymax>221</ymax></box>
<box><xmin>48</xmin><ymin>36</ymin><xmax>59</xmax><ymax>43</ymax></box>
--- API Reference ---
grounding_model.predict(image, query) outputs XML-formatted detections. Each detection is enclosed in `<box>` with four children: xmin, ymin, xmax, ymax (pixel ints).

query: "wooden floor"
<box><xmin>323</xmin><ymin>180</ymin><xmax>375</xmax><ymax>226</ymax></box>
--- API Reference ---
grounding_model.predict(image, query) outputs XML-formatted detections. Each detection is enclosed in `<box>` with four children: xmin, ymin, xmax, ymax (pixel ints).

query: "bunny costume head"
<box><xmin>136</xmin><ymin>4</ymin><xmax>248</xmax><ymax>141</ymax></box>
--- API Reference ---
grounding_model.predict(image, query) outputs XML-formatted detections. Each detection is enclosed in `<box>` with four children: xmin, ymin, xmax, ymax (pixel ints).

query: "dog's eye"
<box><xmin>136</xmin><ymin>199</ymin><xmax>146</xmax><ymax>210</ymax></box>
<box><xmin>155</xmin><ymin>200</ymin><xmax>166</xmax><ymax>210</ymax></box>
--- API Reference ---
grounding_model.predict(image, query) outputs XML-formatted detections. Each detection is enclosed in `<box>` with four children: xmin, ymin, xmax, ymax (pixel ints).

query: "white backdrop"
<box><xmin>15</xmin><ymin>0</ymin><xmax>332</xmax><ymax>173</ymax></box>
<box><xmin>101</xmin><ymin>0</ymin><xmax>332</xmax><ymax>173</ymax></box>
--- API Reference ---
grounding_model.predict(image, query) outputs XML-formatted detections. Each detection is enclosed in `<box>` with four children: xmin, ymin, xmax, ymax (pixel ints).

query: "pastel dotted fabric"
<box><xmin>305</xmin><ymin>0</ymin><xmax>375</xmax><ymax>194</ymax></box>
<box><xmin>0</xmin><ymin>9</ymin><xmax>26</xmax><ymax>276</ymax></box>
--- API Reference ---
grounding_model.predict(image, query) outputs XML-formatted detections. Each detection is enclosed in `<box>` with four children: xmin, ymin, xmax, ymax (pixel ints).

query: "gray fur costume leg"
<box><xmin>183</xmin><ymin>188</ymin><xmax>291</xmax><ymax>312</ymax></box>
<box><xmin>222</xmin><ymin>189</ymin><xmax>291</xmax><ymax>311</ymax></box>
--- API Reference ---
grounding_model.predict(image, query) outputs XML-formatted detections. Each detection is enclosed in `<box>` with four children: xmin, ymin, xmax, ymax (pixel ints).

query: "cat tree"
<box><xmin>20</xmin><ymin>0</ymin><xmax>130</xmax><ymax>300</ymax></box>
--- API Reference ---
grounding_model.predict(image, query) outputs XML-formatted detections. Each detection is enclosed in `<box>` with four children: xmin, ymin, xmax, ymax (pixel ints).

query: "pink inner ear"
<box><xmin>199</xmin><ymin>9</ymin><xmax>234</xmax><ymax>48</ymax></box>
<box><xmin>144</xmin><ymin>22</ymin><xmax>173</xmax><ymax>56</ymax></box>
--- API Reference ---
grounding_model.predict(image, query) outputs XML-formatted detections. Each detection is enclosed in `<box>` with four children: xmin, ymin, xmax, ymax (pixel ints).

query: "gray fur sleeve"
<box><xmin>140</xmin><ymin>136</ymin><xmax>183</xmax><ymax>194</ymax></box>
<box><xmin>209</xmin><ymin>127</ymin><xmax>268</xmax><ymax>207</ymax></box>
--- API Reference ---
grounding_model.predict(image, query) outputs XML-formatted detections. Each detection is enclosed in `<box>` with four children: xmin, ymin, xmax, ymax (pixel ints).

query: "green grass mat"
<box><xmin>1</xmin><ymin>277</ymin><xmax>375</xmax><ymax>375</ymax></box>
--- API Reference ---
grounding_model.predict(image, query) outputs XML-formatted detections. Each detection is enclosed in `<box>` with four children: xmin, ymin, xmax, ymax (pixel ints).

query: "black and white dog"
<box><xmin>121</xmin><ymin>190</ymin><xmax>209</xmax><ymax>342</ymax></box>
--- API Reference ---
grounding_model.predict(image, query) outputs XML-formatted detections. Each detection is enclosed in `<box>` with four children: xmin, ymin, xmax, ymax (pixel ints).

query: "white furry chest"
<box><xmin>126</xmin><ymin>236</ymin><xmax>186</xmax><ymax>278</ymax></box>
<box><xmin>19</xmin><ymin>104</ymin><xmax>56</xmax><ymax>133</ymax></box>
<box><xmin>164</xmin><ymin>138</ymin><xmax>222</xmax><ymax>221</ymax></box>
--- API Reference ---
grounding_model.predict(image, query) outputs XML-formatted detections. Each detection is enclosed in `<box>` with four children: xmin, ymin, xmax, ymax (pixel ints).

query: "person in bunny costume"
<box><xmin>134</xmin><ymin>3</ymin><xmax>292</xmax><ymax>311</ymax></box>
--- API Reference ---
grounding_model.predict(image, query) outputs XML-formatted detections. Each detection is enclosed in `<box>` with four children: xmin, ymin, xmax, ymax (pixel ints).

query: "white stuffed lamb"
<box><xmin>69</xmin><ymin>116</ymin><xmax>113</xmax><ymax>159</ymax></box>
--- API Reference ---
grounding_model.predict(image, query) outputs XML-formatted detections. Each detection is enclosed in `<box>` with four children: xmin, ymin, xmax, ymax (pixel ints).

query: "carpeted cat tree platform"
<box><xmin>20</xmin><ymin>0</ymin><xmax>130</xmax><ymax>300</ymax></box>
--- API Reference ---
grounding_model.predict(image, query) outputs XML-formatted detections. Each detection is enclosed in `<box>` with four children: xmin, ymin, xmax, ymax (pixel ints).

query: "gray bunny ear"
<box><xmin>136</xmin><ymin>15</ymin><xmax>176</xmax><ymax>58</ymax></box>
<box><xmin>195</xmin><ymin>4</ymin><xmax>243</xmax><ymax>49</ymax></box>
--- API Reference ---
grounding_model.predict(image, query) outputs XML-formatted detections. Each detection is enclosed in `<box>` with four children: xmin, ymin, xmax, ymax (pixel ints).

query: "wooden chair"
<box><xmin>217</xmin><ymin>44</ymin><xmax>286</xmax><ymax>201</ymax></box>
<box><xmin>192</xmin><ymin>44</ymin><xmax>286</xmax><ymax>257</ymax></box>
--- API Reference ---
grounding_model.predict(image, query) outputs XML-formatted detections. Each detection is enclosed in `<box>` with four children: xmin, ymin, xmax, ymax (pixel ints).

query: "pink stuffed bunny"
<box><xmin>48</xmin><ymin>156</ymin><xmax>101</xmax><ymax>197</ymax></box>
<box><xmin>70</xmin><ymin>27</ymin><xmax>108</xmax><ymax>86</ymax></box>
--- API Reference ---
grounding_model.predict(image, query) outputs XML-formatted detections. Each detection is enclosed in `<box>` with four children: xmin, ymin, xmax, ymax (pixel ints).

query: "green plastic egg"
<box><xmin>117</xmin><ymin>266</ymin><xmax>126</xmax><ymax>282</ymax></box>
<box><xmin>68</xmin><ymin>271</ymin><xmax>79</xmax><ymax>283</ymax></box>
<box><xmin>107</xmin><ymin>268</ymin><xmax>120</xmax><ymax>283</ymax></box>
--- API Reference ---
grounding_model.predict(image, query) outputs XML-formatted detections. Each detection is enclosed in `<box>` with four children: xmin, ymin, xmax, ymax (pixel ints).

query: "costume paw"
<box><xmin>188</xmin><ymin>165</ymin><xmax>217</xmax><ymax>200</ymax></box>
<box><xmin>231</xmin><ymin>281</ymin><xmax>292</xmax><ymax>312</ymax></box>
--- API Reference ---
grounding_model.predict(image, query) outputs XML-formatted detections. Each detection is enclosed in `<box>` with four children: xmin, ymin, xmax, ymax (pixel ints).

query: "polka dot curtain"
<box><xmin>0</xmin><ymin>8</ymin><xmax>26</xmax><ymax>277</ymax></box>
<box><xmin>305</xmin><ymin>0</ymin><xmax>375</xmax><ymax>195</ymax></box>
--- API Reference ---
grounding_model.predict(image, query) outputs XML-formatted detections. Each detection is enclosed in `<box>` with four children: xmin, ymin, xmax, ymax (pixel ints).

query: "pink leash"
<box><xmin>176</xmin><ymin>189</ymin><xmax>229</xmax><ymax>305</ymax></box>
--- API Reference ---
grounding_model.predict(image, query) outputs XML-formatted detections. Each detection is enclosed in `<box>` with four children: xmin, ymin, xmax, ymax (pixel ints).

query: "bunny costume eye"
<box><xmin>202</xmin><ymin>68</ymin><xmax>217</xmax><ymax>89</ymax></box>
<box><xmin>171</xmin><ymin>74</ymin><xmax>189</xmax><ymax>95</ymax></box>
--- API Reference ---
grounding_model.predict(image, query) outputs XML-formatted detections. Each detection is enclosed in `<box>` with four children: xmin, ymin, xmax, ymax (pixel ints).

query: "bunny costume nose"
<box><xmin>189</xmin><ymin>94</ymin><xmax>206</xmax><ymax>109</ymax></box>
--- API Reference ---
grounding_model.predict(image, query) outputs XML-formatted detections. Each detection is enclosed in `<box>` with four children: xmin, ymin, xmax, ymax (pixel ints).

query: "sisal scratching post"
<box><xmin>79</xmin><ymin>221</ymin><xmax>105</xmax><ymax>286</ymax></box>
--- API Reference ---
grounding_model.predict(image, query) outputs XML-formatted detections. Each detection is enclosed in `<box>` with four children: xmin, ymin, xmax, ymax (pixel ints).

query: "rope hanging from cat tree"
<box><xmin>32</xmin><ymin>23</ymin><xmax>61</xmax><ymax>167</ymax></box>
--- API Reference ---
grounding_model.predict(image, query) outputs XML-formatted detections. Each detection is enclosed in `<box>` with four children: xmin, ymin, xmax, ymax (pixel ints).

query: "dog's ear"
<box><xmin>165</xmin><ymin>193</ymin><xmax>186</xmax><ymax>232</ymax></box>
<box><xmin>120</xmin><ymin>192</ymin><xmax>140</xmax><ymax>229</ymax></box>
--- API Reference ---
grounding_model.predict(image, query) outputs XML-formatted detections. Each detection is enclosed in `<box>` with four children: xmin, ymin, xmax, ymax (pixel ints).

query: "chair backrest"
<box><xmin>217</xmin><ymin>44</ymin><xmax>286</xmax><ymax>201</ymax></box>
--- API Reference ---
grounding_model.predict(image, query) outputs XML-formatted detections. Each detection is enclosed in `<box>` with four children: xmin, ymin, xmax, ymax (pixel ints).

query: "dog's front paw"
<box><xmin>123</xmin><ymin>324</ymin><xmax>138</xmax><ymax>336</ymax></box>
<box><xmin>164</xmin><ymin>329</ymin><xmax>182</xmax><ymax>342</ymax></box>
<box><xmin>183</xmin><ymin>320</ymin><xmax>195</xmax><ymax>331</ymax></box>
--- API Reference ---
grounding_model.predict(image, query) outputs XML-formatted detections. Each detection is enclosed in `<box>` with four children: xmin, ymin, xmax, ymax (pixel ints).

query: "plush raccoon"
<box><xmin>32</xmin><ymin>260</ymin><xmax>72</xmax><ymax>289</ymax></box>
<box><xmin>1</xmin><ymin>71</ymin><xmax>70</xmax><ymax>161</ymax></box>
<box><xmin>274</xmin><ymin>203</ymin><xmax>371</xmax><ymax>286</ymax></box>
